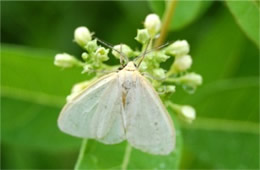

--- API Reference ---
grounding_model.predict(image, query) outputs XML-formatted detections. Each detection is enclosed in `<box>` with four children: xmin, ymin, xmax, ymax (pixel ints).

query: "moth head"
<box><xmin>123</xmin><ymin>61</ymin><xmax>137</xmax><ymax>71</ymax></box>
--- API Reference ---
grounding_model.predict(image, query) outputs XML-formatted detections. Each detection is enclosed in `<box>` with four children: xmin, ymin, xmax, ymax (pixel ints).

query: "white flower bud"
<box><xmin>166</xmin><ymin>40</ymin><xmax>190</xmax><ymax>56</ymax></box>
<box><xmin>135</xmin><ymin>29</ymin><xmax>150</xmax><ymax>44</ymax></box>
<box><xmin>71</xmin><ymin>81</ymin><xmax>90</xmax><ymax>93</ymax></box>
<box><xmin>179</xmin><ymin>72</ymin><xmax>203</xmax><ymax>87</ymax></box>
<box><xmin>95</xmin><ymin>47</ymin><xmax>109</xmax><ymax>61</ymax></box>
<box><xmin>180</xmin><ymin>105</ymin><xmax>196</xmax><ymax>123</ymax></box>
<box><xmin>153</xmin><ymin>68</ymin><xmax>166</xmax><ymax>79</ymax></box>
<box><xmin>81</xmin><ymin>52</ymin><xmax>89</xmax><ymax>61</ymax></box>
<box><xmin>144</xmin><ymin>13</ymin><xmax>161</xmax><ymax>36</ymax></box>
<box><xmin>66</xmin><ymin>80</ymin><xmax>92</xmax><ymax>102</ymax></box>
<box><xmin>54</xmin><ymin>53</ymin><xmax>79</xmax><ymax>68</ymax></box>
<box><xmin>112</xmin><ymin>44</ymin><xmax>133</xmax><ymax>59</ymax></box>
<box><xmin>74</xmin><ymin>26</ymin><xmax>91</xmax><ymax>47</ymax></box>
<box><xmin>169</xmin><ymin>103</ymin><xmax>196</xmax><ymax>123</ymax></box>
<box><xmin>173</xmin><ymin>55</ymin><xmax>192</xmax><ymax>72</ymax></box>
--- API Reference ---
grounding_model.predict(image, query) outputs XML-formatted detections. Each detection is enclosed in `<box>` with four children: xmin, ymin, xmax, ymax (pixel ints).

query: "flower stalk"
<box><xmin>154</xmin><ymin>0</ymin><xmax>178</xmax><ymax>47</ymax></box>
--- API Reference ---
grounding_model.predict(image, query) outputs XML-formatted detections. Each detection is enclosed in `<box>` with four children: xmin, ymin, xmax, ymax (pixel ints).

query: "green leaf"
<box><xmin>75</xmin><ymin>117</ymin><xmax>182</xmax><ymax>170</ymax></box>
<box><xmin>168</xmin><ymin>6</ymin><xmax>259</xmax><ymax>169</ymax></box>
<box><xmin>225</xmin><ymin>0</ymin><xmax>260</xmax><ymax>48</ymax></box>
<box><xmin>180</xmin><ymin>77</ymin><xmax>259</xmax><ymax>169</ymax></box>
<box><xmin>1</xmin><ymin>44</ymin><xmax>88</xmax><ymax>151</ymax></box>
<box><xmin>149</xmin><ymin>0</ymin><xmax>212</xmax><ymax>31</ymax></box>
<box><xmin>2</xmin><ymin>143</ymin><xmax>78</xmax><ymax>169</ymax></box>
<box><xmin>182</xmin><ymin>128</ymin><xmax>259</xmax><ymax>169</ymax></box>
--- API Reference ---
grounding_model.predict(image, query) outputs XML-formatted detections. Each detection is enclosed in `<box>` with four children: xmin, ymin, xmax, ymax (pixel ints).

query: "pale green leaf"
<box><xmin>225</xmin><ymin>0</ymin><xmax>260</xmax><ymax>48</ymax></box>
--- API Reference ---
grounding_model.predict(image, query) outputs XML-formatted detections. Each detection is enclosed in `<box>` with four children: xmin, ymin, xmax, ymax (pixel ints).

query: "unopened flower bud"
<box><xmin>135</xmin><ymin>29</ymin><xmax>150</xmax><ymax>44</ymax></box>
<box><xmin>112</xmin><ymin>44</ymin><xmax>133</xmax><ymax>59</ymax></box>
<box><xmin>179</xmin><ymin>72</ymin><xmax>203</xmax><ymax>87</ymax></box>
<box><xmin>54</xmin><ymin>53</ymin><xmax>79</xmax><ymax>68</ymax></box>
<box><xmin>166</xmin><ymin>85</ymin><xmax>176</xmax><ymax>93</ymax></box>
<box><xmin>169</xmin><ymin>103</ymin><xmax>196</xmax><ymax>123</ymax></box>
<box><xmin>173</xmin><ymin>55</ymin><xmax>192</xmax><ymax>72</ymax></box>
<box><xmin>82</xmin><ymin>64</ymin><xmax>92</xmax><ymax>73</ymax></box>
<box><xmin>155</xmin><ymin>51</ymin><xmax>170</xmax><ymax>62</ymax></box>
<box><xmin>95</xmin><ymin>47</ymin><xmax>109</xmax><ymax>61</ymax></box>
<box><xmin>85</xmin><ymin>39</ymin><xmax>98</xmax><ymax>52</ymax></box>
<box><xmin>81</xmin><ymin>52</ymin><xmax>89</xmax><ymax>61</ymax></box>
<box><xmin>66</xmin><ymin>80</ymin><xmax>93</xmax><ymax>102</ymax></box>
<box><xmin>144</xmin><ymin>13</ymin><xmax>161</xmax><ymax>36</ymax></box>
<box><xmin>153</xmin><ymin>68</ymin><xmax>166</xmax><ymax>79</ymax></box>
<box><xmin>180</xmin><ymin>105</ymin><xmax>196</xmax><ymax>123</ymax></box>
<box><xmin>74</xmin><ymin>26</ymin><xmax>91</xmax><ymax>47</ymax></box>
<box><xmin>166</xmin><ymin>40</ymin><xmax>190</xmax><ymax>56</ymax></box>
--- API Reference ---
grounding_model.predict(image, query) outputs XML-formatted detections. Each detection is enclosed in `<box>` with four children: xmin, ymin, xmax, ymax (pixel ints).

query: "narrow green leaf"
<box><xmin>225</xmin><ymin>0</ymin><xmax>260</xmax><ymax>48</ymax></box>
<box><xmin>149</xmin><ymin>0</ymin><xmax>212</xmax><ymax>31</ymax></box>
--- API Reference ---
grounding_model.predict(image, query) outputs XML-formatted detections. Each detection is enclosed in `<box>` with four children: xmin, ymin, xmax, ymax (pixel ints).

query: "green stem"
<box><xmin>154</xmin><ymin>0</ymin><xmax>178</xmax><ymax>47</ymax></box>
<box><xmin>167</xmin><ymin>101</ymin><xmax>181</xmax><ymax>111</ymax></box>
<box><xmin>164</xmin><ymin>77</ymin><xmax>179</xmax><ymax>83</ymax></box>
<box><xmin>74</xmin><ymin>139</ymin><xmax>88</xmax><ymax>170</ymax></box>
<box><xmin>121</xmin><ymin>143</ymin><xmax>132</xmax><ymax>170</ymax></box>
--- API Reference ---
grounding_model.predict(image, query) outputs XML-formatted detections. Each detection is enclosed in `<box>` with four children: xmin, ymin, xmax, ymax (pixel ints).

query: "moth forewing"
<box><xmin>123</xmin><ymin>71</ymin><xmax>175</xmax><ymax>155</ymax></box>
<box><xmin>58</xmin><ymin>72</ymin><xmax>126</xmax><ymax>144</ymax></box>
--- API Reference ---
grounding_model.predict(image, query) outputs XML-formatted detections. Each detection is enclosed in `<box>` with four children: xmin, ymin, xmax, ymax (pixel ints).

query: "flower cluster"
<box><xmin>54</xmin><ymin>13</ymin><xmax>202</xmax><ymax>123</ymax></box>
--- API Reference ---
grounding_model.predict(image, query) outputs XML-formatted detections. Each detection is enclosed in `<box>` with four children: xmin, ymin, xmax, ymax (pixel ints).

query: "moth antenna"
<box><xmin>120</xmin><ymin>44</ymin><xmax>123</xmax><ymax>66</ymax></box>
<box><xmin>137</xmin><ymin>39</ymin><xmax>151</xmax><ymax>68</ymax></box>
<box><xmin>135</xmin><ymin>41</ymin><xmax>170</xmax><ymax>64</ymax></box>
<box><xmin>94</xmin><ymin>36</ymin><xmax>128</xmax><ymax>66</ymax></box>
<box><xmin>145</xmin><ymin>41</ymin><xmax>170</xmax><ymax>55</ymax></box>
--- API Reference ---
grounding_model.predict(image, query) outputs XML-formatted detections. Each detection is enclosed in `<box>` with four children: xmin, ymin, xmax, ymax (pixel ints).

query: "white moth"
<box><xmin>58</xmin><ymin>61</ymin><xmax>176</xmax><ymax>155</ymax></box>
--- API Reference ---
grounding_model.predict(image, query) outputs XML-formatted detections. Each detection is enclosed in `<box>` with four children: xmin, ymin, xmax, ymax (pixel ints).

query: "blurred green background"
<box><xmin>1</xmin><ymin>1</ymin><xmax>259</xmax><ymax>169</ymax></box>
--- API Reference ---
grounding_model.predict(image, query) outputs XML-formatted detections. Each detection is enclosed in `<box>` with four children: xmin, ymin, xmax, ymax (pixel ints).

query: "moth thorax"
<box><xmin>124</xmin><ymin>62</ymin><xmax>136</xmax><ymax>71</ymax></box>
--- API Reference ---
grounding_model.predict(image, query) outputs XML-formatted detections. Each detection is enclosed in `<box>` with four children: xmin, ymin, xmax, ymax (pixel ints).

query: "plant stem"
<box><xmin>121</xmin><ymin>143</ymin><xmax>132</xmax><ymax>170</ymax></box>
<box><xmin>74</xmin><ymin>139</ymin><xmax>88</xmax><ymax>170</ymax></box>
<box><xmin>154</xmin><ymin>0</ymin><xmax>178</xmax><ymax>47</ymax></box>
